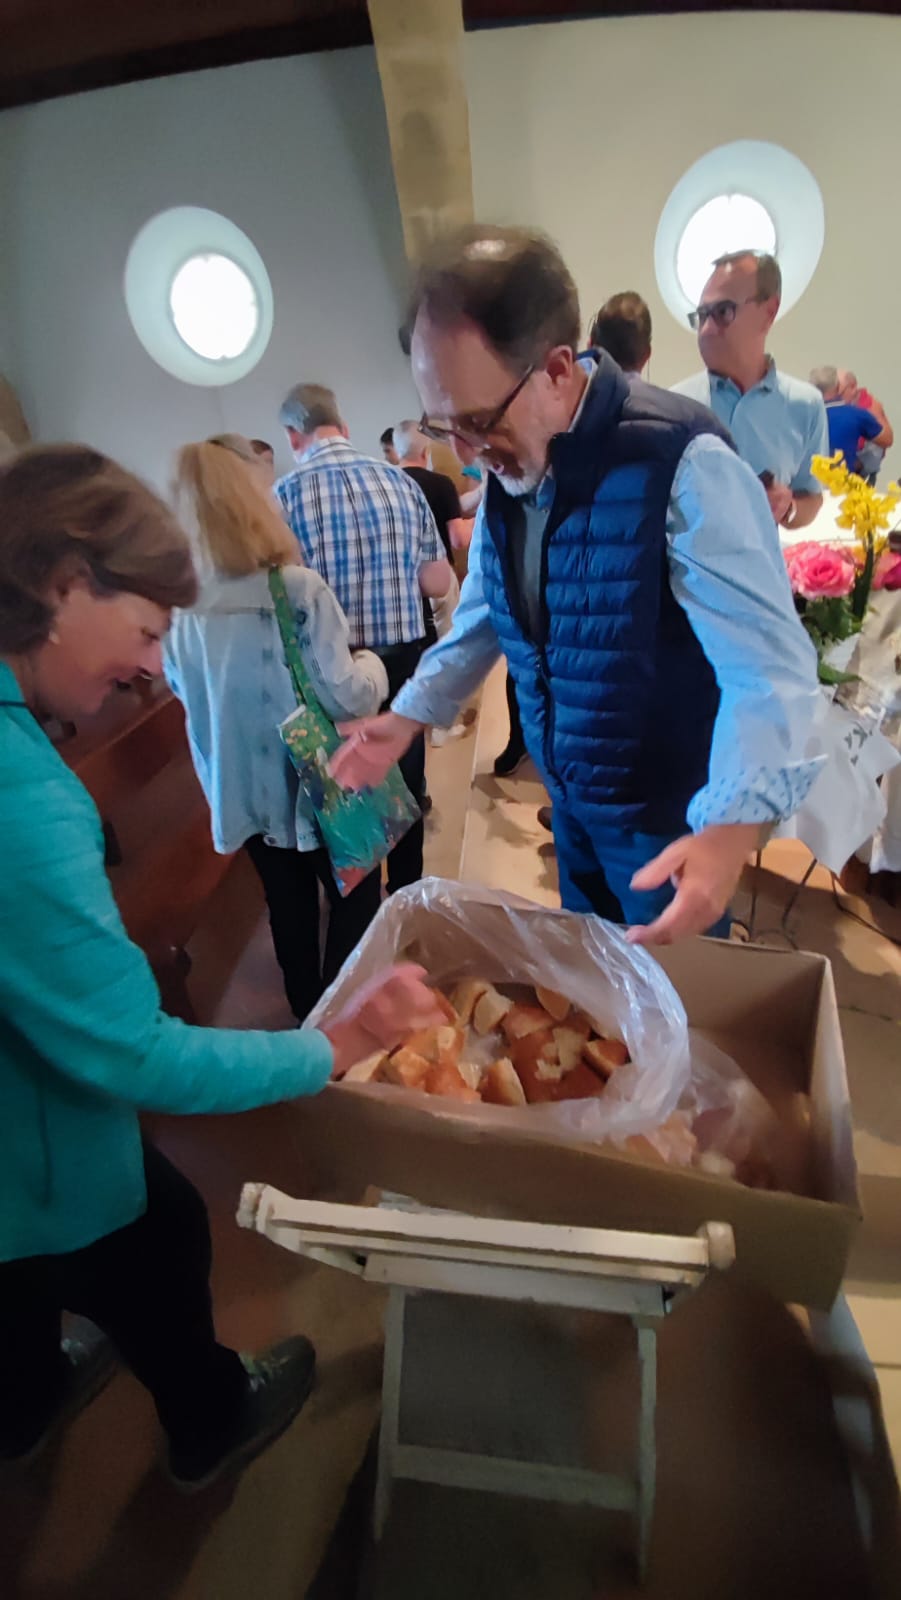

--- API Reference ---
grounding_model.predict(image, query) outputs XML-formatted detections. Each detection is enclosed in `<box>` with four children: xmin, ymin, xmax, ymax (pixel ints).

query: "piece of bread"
<box><xmin>423</xmin><ymin>1061</ymin><xmax>481</xmax><ymax>1103</ymax></box>
<box><xmin>534</xmin><ymin>986</ymin><xmax>571</xmax><ymax>1023</ymax></box>
<box><xmin>581</xmin><ymin>1037</ymin><xmax>630</xmax><ymax>1079</ymax></box>
<box><xmin>480</xmin><ymin>1058</ymin><xmax>527</xmax><ymax>1108</ymax></box>
<box><xmin>342</xmin><ymin>1050</ymin><xmax>387</xmax><ymax>1084</ymax></box>
<box><xmin>383</xmin><ymin>1047</ymin><xmax>431</xmax><ymax>1089</ymax></box>
<box><xmin>404</xmin><ymin>1023</ymin><xmax>465</xmax><ymax>1068</ymax></box>
<box><xmin>472</xmin><ymin>987</ymin><xmax>514</xmax><ymax>1035</ymax></box>
<box><xmin>552</xmin><ymin>1026</ymin><xmax>587</xmax><ymax>1075</ymax></box>
<box><xmin>501</xmin><ymin>1003</ymin><xmax>554</xmax><ymax>1043</ymax></box>
<box><xmin>451</xmin><ymin>978</ymin><xmax>492</xmax><ymax>1024</ymax></box>
<box><xmin>548</xmin><ymin>1061</ymin><xmax>610</xmax><ymax>1102</ymax></box>
<box><xmin>457</xmin><ymin>1058</ymin><xmax>483</xmax><ymax>1093</ymax></box>
<box><xmin>510</xmin><ymin>1029</ymin><xmax>562</xmax><ymax>1103</ymax></box>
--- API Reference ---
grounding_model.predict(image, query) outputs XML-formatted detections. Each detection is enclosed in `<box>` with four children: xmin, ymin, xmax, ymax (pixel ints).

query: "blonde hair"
<box><xmin>173</xmin><ymin>436</ymin><xmax>298</xmax><ymax>578</ymax></box>
<box><xmin>0</xmin><ymin>444</ymin><xmax>197</xmax><ymax>654</ymax></box>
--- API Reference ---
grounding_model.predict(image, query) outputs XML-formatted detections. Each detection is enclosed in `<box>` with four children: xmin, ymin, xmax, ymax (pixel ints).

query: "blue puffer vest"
<box><xmin>481</xmin><ymin>356</ymin><xmax>734</xmax><ymax>837</ymax></box>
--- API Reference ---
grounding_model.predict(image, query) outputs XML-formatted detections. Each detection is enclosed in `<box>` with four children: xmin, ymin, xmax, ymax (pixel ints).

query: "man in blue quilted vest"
<box><xmin>332</xmin><ymin>226</ymin><xmax>822</xmax><ymax>944</ymax></box>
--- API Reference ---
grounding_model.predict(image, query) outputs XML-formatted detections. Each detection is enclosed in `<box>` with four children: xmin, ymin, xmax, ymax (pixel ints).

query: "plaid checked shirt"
<box><xmin>275</xmin><ymin>438</ymin><xmax>441</xmax><ymax>650</ymax></box>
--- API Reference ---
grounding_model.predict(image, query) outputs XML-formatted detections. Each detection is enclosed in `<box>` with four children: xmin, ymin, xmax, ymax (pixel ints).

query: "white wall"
<box><xmin>2</xmin><ymin>14</ymin><xmax>900</xmax><ymax>490</ymax></box>
<box><xmin>0</xmin><ymin>51</ymin><xmax>417</xmax><ymax>489</ymax></box>
<box><xmin>465</xmin><ymin>11</ymin><xmax>901</xmax><ymax>482</ymax></box>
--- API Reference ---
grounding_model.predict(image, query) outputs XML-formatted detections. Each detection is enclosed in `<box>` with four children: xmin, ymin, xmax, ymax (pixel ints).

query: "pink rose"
<box><xmin>784</xmin><ymin>542</ymin><xmax>856</xmax><ymax>599</ymax></box>
<box><xmin>872</xmin><ymin>550</ymin><xmax>901</xmax><ymax>591</ymax></box>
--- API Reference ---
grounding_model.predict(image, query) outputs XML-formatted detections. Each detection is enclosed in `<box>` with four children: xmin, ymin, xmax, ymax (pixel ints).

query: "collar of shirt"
<box><xmin>295</xmin><ymin>436</ymin><xmax>360</xmax><ymax>470</ymax></box>
<box><xmin>528</xmin><ymin>356</ymin><xmax>598</xmax><ymax>511</ymax></box>
<box><xmin>707</xmin><ymin>355</ymin><xmax>777</xmax><ymax>398</ymax></box>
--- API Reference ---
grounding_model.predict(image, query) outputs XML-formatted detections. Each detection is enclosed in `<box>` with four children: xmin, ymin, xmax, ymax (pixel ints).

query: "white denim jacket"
<box><xmin>165</xmin><ymin>566</ymin><xmax>388</xmax><ymax>854</ymax></box>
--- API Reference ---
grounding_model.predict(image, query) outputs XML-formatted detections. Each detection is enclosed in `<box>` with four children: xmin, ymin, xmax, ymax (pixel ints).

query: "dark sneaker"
<box><xmin>537</xmin><ymin>805</ymin><xmax>553</xmax><ymax>833</ymax></box>
<box><xmin>168</xmin><ymin>1335</ymin><xmax>316</xmax><ymax>1494</ymax></box>
<box><xmin>493</xmin><ymin>741</ymin><xmax>527</xmax><ymax>778</ymax></box>
<box><xmin>0</xmin><ymin>1322</ymin><xmax>117</xmax><ymax>1463</ymax></box>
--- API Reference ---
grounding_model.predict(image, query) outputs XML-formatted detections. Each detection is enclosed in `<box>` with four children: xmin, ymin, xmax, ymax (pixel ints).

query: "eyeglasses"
<box><xmin>419</xmin><ymin>366</ymin><xmax>535</xmax><ymax>448</ymax></box>
<box><xmin>688</xmin><ymin>296</ymin><xmax>763</xmax><ymax>332</ymax></box>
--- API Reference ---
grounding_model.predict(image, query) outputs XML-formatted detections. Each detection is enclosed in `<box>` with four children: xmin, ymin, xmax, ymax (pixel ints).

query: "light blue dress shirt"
<box><xmin>393</xmin><ymin>431</ymin><xmax>824</xmax><ymax>832</ymax></box>
<box><xmin>672</xmin><ymin>362</ymin><xmax>829</xmax><ymax>494</ymax></box>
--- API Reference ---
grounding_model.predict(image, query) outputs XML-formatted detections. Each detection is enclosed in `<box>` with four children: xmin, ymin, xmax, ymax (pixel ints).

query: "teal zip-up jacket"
<box><xmin>0</xmin><ymin>662</ymin><xmax>333</xmax><ymax>1263</ymax></box>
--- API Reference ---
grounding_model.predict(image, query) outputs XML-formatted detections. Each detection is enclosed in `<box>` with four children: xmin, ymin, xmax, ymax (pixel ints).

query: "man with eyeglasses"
<box><xmin>673</xmin><ymin>251</ymin><xmax>828</xmax><ymax>531</ymax></box>
<box><xmin>331</xmin><ymin>226</ymin><xmax>822</xmax><ymax>945</ymax></box>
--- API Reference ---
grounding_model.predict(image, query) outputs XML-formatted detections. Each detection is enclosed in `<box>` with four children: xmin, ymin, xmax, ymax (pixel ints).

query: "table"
<box><xmin>778</xmin><ymin>505</ymin><xmax>901</xmax><ymax>875</ymax></box>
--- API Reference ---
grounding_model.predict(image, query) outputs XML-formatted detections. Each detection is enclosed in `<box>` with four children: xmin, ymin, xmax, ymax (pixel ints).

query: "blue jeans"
<box><xmin>551</xmin><ymin>806</ymin><xmax>731</xmax><ymax>937</ymax></box>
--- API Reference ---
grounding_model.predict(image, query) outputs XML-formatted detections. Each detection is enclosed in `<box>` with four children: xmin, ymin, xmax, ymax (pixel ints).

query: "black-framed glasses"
<box><xmin>419</xmin><ymin>366</ymin><xmax>535</xmax><ymax>448</ymax></box>
<box><xmin>688</xmin><ymin>296</ymin><xmax>762</xmax><ymax>332</ymax></box>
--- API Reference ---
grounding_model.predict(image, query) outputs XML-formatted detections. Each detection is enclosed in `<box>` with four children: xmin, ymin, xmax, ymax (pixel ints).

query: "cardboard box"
<box><xmin>296</xmin><ymin>893</ymin><xmax>860</xmax><ymax>1310</ymax></box>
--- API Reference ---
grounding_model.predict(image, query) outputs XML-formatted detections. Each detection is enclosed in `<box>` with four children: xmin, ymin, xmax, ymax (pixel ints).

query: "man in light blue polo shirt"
<box><xmin>673</xmin><ymin>251</ymin><xmax>828</xmax><ymax>532</ymax></box>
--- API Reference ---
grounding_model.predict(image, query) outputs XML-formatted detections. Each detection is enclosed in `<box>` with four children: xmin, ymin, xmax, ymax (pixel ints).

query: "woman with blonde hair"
<box><xmin>167</xmin><ymin>434</ymin><xmax>389</xmax><ymax>1022</ymax></box>
<box><xmin>0</xmin><ymin>443</ymin><xmax>442</xmax><ymax>1488</ymax></box>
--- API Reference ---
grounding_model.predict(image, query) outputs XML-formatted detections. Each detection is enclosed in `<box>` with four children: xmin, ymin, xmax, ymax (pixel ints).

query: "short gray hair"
<box><xmin>810</xmin><ymin>365</ymin><xmax>839</xmax><ymax>397</ymax></box>
<box><xmin>713</xmin><ymin>250</ymin><xmax>782</xmax><ymax>303</ymax></box>
<box><xmin>393</xmin><ymin>420</ymin><xmax>427</xmax><ymax>461</ymax></box>
<box><xmin>278</xmin><ymin>382</ymin><xmax>342</xmax><ymax>433</ymax></box>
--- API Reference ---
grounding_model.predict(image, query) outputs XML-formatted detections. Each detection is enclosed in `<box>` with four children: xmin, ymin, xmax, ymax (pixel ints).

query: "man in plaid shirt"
<box><xmin>276</xmin><ymin>382</ymin><xmax>451</xmax><ymax>889</ymax></box>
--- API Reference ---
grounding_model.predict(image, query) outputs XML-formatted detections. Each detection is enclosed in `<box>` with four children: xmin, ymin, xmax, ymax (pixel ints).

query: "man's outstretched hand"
<box><xmin>329</xmin><ymin>711</ymin><xmax>424</xmax><ymax>791</ymax></box>
<box><xmin>626</xmin><ymin>823</ymin><xmax>761</xmax><ymax>945</ymax></box>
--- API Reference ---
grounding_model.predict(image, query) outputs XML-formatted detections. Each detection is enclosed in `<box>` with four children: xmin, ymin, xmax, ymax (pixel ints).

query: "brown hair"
<box><xmin>173</xmin><ymin>437</ymin><xmax>298</xmax><ymax>578</ymax></box>
<box><xmin>713</xmin><ymin>250</ymin><xmax>782</xmax><ymax>303</ymax></box>
<box><xmin>0</xmin><ymin>444</ymin><xmax>197</xmax><ymax>655</ymax></box>
<box><xmin>404</xmin><ymin>224</ymin><xmax>581</xmax><ymax>371</ymax></box>
<box><xmin>588</xmin><ymin>292</ymin><xmax>652</xmax><ymax>372</ymax></box>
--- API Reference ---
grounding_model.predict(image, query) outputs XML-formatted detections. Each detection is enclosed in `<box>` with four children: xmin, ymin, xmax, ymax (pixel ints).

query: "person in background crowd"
<box><xmin>589</xmin><ymin>291</ymin><xmax>652</xmax><ymax>379</ymax></box>
<box><xmin>0</xmin><ymin>444</ymin><xmax>442</xmax><ymax>1490</ymax></box>
<box><xmin>379</xmin><ymin>427</ymin><xmax>400</xmax><ymax>465</ymax></box>
<box><xmin>168</xmin><ymin>434</ymin><xmax>389</xmax><ymax>1024</ymax></box>
<box><xmin>459</xmin><ymin>461</ymin><xmax>485</xmax><ymax>517</ymax></box>
<box><xmin>673</xmin><ymin>251</ymin><xmax>828</xmax><ymax>532</ymax></box>
<box><xmin>393</xmin><ymin>420</ymin><xmax>471</xmax><ymax>560</ymax></box>
<box><xmin>838</xmin><ymin>370</ymin><xmax>893</xmax><ymax>483</ymax></box>
<box><xmin>331</xmin><ymin>225</ymin><xmax>823</xmax><ymax>945</ymax></box>
<box><xmin>394</xmin><ymin>422</ymin><xmax>470</xmax><ymax>747</ymax></box>
<box><xmin>249</xmin><ymin>438</ymin><xmax>276</xmax><ymax>483</ymax></box>
<box><xmin>809</xmin><ymin>366</ymin><xmax>892</xmax><ymax>476</ymax></box>
<box><xmin>275</xmin><ymin>384</ymin><xmax>451</xmax><ymax>890</ymax></box>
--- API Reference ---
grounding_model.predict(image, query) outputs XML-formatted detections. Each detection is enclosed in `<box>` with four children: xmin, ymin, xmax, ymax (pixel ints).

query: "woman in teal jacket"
<box><xmin>0</xmin><ymin>445</ymin><xmax>441</xmax><ymax>1491</ymax></box>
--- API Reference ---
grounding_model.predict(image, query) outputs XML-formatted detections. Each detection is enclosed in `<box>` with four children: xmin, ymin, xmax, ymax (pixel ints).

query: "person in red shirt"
<box><xmin>838</xmin><ymin>370</ymin><xmax>893</xmax><ymax>482</ymax></box>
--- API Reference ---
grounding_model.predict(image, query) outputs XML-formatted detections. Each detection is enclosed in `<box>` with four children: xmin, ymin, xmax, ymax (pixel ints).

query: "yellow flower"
<box><xmin>812</xmin><ymin>455</ymin><xmax>900</xmax><ymax>544</ymax></box>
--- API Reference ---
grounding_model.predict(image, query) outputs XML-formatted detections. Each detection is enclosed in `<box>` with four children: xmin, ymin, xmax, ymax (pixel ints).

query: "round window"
<box><xmin>124</xmin><ymin>208</ymin><xmax>273</xmax><ymax>386</ymax></box>
<box><xmin>655</xmin><ymin>142</ymin><xmax>824</xmax><ymax>329</ymax></box>
<box><xmin>675</xmin><ymin>194</ymin><xmax>777</xmax><ymax>307</ymax></box>
<box><xmin>169</xmin><ymin>252</ymin><xmax>260</xmax><ymax>362</ymax></box>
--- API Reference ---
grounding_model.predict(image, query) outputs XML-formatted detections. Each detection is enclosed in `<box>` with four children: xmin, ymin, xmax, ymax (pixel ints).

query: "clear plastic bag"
<box><xmin>677</xmin><ymin>1033</ymin><xmax>813</xmax><ymax>1193</ymax></box>
<box><xmin>305</xmin><ymin>879</ymin><xmax>692</xmax><ymax>1146</ymax></box>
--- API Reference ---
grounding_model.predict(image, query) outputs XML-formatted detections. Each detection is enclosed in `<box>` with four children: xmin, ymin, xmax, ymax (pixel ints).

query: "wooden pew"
<box><xmin>55</xmin><ymin>678</ymin><xmax>249</xmax><ymax>1020</ymax></box>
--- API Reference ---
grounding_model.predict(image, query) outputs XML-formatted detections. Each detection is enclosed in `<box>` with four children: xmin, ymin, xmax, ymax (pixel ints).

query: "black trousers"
<box><xmin>244</xmin><ymin>837</ymin><xmax>381</xmax><ymax>1022</ymax></box>
<box><xmin>0</xmin><ymin>1144</ymin><xmax>247</xmax><ymax>1455</ymax></box>
<box><xmin>375</xmin><ymin>638</ymin><xmax>428</xmax><ymax>894</ymax></box>
<box><xmin>504</xmin><ymin>669</ymin><xmax>524</xmax><ymax>752</ymax></box>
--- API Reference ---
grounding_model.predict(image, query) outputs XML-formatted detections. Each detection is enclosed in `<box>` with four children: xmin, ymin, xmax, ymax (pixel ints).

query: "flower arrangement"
<box><xmin>783</xmin><ymin>454</ymin><xmax>900</xmax><ymax>684</ymax></box>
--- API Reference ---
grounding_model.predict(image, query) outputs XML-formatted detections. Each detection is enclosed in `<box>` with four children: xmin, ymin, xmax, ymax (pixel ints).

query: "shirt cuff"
<box><xmin>393</xmin><ymin>674</ymin><xmax>466</xmax><ymax>730</ymax></box>
<box><xmin>687</xmin><ymin>758</ymin><xmax>827</xmax><ymax>832</ymax></box>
